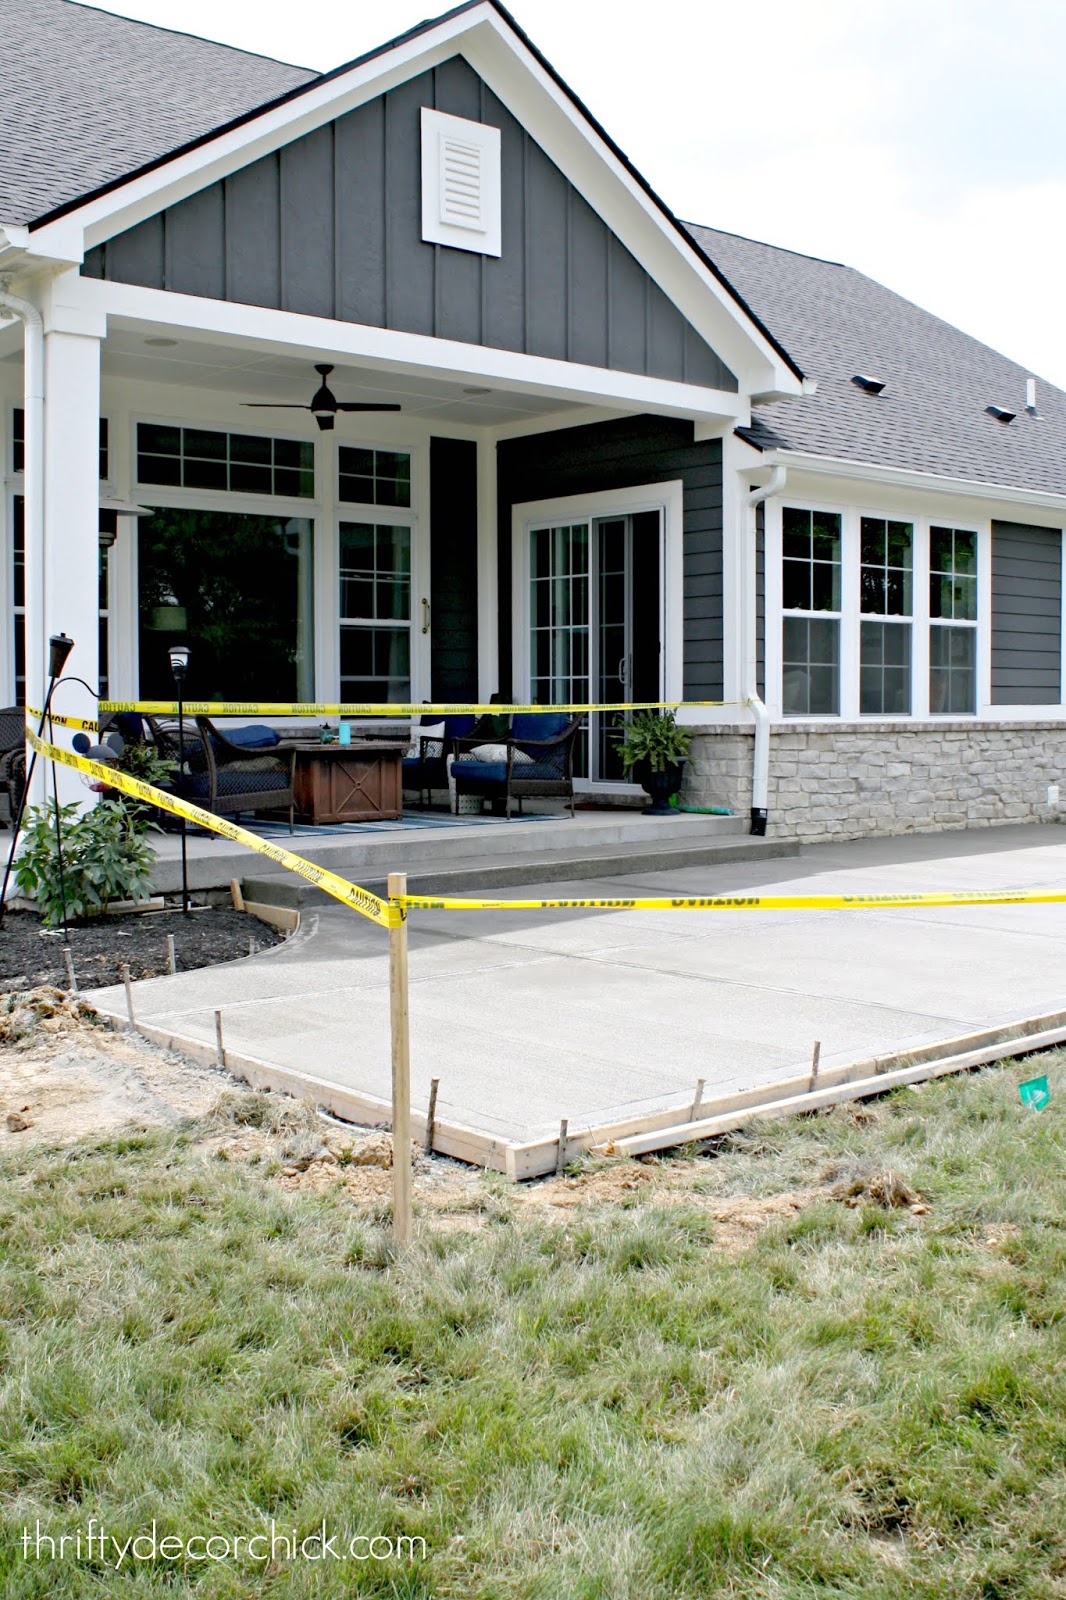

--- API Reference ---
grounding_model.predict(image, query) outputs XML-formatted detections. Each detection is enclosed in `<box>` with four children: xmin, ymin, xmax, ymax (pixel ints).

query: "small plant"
<box><xmin>112</xmin><ymin>741</ymin><xmax>177</xmax><ymax>826</ymax></box>
<box><xmin>612</xmin><ymin>708</ymin><xmax>692</xmax><ymax>774</ymax></box>
<box><xmin>14</xmin><ymin>799</ymin><xmax>156</xmax><ymax>925</ymax></box>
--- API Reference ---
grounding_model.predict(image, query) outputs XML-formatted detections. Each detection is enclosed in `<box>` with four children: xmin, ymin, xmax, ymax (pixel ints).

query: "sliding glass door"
<box><xmin>529</xmin><ymin>510</ymin><xmax>661</xmax><ymax>780</ymax></box>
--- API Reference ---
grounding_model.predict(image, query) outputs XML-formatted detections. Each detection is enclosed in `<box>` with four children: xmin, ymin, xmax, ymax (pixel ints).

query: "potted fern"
<box><xmin>613</xmin><ymin>709</ymin><xmax>691</xmax><ymax>815</ymax></box>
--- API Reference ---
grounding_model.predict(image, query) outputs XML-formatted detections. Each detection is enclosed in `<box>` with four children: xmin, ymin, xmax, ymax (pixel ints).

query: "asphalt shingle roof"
<box><xmin>0</xmin><ymin>0</ymin><xmax>315</xmax><ymax>225</ymax></box>
<box><xmin>686</xmin><ymin>221</ymin><xmax>1066</xmax><ymax>500</ymax></box>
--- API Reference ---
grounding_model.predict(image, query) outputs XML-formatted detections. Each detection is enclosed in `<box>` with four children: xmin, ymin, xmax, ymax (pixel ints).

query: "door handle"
<box><xmin>422</xmin><ymin>598</ymin><xmax>430</xmax><ymax>635</ymax></box>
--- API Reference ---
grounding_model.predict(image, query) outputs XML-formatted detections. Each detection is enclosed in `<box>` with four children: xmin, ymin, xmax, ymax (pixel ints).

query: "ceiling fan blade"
<box><xmin>335</xmin><ymin>402</ymin><xmax>403</xmax><ymax>412</ymax></box>
<box><xmin>241</xmin><ymin>402</ymin><xmax>312</xmax><ymax>409</ymax></box>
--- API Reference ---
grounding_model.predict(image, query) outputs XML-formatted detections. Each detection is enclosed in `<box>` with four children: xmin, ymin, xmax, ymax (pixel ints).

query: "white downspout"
<box><xmin>743</xmin><ymin>463</ymin><xmax>786</xmax><ymax>835</ymax></box>
<box><xmin>0</xmin><ymin>286</ymin><xmax>44</xmax><ymax>768</ymax></box>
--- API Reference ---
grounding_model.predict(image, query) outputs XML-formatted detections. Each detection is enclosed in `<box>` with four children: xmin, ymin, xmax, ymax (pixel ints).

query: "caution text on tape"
<box><xmin>397</xmin><ymin>889</ymin><xmax>1066</xmax><ymax>913</ymax></box>
<box><xmin>98</xmin><ymin>699</ymin><xmax>734</xmax><ymax>718</ymax></box>
<box><xmin>25</xmin><ymin>728</ymin><xmax>402</xmax><ymax>929</ymax></box>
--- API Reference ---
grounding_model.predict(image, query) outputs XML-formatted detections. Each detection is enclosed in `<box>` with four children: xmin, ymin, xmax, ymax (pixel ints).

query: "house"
<box><xmin>2</xmin><ymin>0</ymin><xmax>1064</xmax><ymax>839</ymax></box>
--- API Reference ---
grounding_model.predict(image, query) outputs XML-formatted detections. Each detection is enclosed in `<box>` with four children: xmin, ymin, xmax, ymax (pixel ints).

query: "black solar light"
<box><xmin>1</xmin><ymin>634</ymin><xmax>78</xmax><ymax>937</ymax></box>
<box><xmin>169</xmin><ymin>645</ymin><xmax>191</xmax><ymax>914</ymax></box>
<box><xmin>851</xmin><ymin>374</ymin><xmax>886</xmax><ymax>394</ymax></box>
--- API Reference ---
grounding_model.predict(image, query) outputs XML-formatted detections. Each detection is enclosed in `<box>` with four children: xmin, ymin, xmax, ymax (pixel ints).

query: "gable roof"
<box><xmin>687</xmin><ymin>222</ymin><xmax>1066</xmax><ymax>500</ymax></box>
<box><xmin>0</xmin><ymin>0</ymin><xmax>315</xmax><ymax>225</ymax></box>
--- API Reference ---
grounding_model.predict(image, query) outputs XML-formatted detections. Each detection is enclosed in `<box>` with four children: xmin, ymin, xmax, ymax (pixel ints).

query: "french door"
<box><xmin>528</xmin><ymin>509</ymin><xmax>662</xmax><ymax>780</ymax></box>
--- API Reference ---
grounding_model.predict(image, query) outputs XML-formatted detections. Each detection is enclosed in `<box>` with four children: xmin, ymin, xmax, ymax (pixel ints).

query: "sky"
<box><xmin>91</xmin><ymin>0</ymin><xmax>1066</xmax><ymax>391</ymax></box>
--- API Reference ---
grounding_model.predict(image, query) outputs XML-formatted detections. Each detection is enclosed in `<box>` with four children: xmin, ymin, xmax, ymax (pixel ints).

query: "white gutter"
<box><xmin>0</xmin><ymin>287</ymin><xmax>44</xmax><ymax>769</ymax></box>
<box><xmin>743</xmin><ymin>464</ymin><xmax>786</xmax><ymax>835</ymax></box>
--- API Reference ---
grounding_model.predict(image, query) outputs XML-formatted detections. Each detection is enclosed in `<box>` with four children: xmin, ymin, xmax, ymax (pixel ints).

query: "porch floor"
<box><xmin>90</xmin><ymin>824</ymin><xmax>1066</xmax><ymax>1176</ymax></box>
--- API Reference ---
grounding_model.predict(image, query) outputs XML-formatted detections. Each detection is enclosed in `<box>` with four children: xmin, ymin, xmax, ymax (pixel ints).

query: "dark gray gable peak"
<box><xmin>688</xmin><ymin>221</ymin><xmax>1066</xmax><ymax>499</ymax></box>
<box><xmin>84</xmin><ymin>56</ymin><xmax>737</xmax><ymax>391</ymax></box>
<box><xmin>0</xmin><ymin>0</ymin><xmax>316</xmax><ymax>226</ymax></box>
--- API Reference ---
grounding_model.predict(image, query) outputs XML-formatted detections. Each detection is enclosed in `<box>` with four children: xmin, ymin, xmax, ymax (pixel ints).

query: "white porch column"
<box><xmin>37</xmin><ymin>312</ymin><xmax>102</xmax><ymax>806</ymax></box>
<box><xmin>476</xmin><ymin>434</ymin><xmax>499</xmax><ymax>699</ymax></box>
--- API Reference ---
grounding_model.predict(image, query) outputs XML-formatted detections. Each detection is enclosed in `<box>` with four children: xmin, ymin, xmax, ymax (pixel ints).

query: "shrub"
<box><xmin>14</xmin><ymin>800</ymin><xmax>156</xmax><ymax>925</ymax></box>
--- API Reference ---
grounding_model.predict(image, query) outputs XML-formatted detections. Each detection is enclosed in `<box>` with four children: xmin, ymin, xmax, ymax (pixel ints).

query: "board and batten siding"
<box><xmin>429</xmin><ymin>437</ymin><xmax>479</xmax><ymax>700</ymax></box>
<box><xmin>496</xmin><ymin>417</ymin><xmax>724</xmax><ymax>701</ymax></box>
<box><xmin>990</xmin><ymin>520</ymin><xmax>1063</xmax><ymax>705</ymax></box>
<box><xmin>83</xmin><ymin>55</ymin><xmax>735</xmax><ymax>392</ymax></box>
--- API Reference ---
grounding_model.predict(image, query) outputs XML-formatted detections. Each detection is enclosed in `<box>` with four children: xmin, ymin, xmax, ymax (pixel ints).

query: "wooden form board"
<box><xmin>87</xmin><ymin>997</ymin><xmax>1066</xmax><ymax>1182</ymax></box>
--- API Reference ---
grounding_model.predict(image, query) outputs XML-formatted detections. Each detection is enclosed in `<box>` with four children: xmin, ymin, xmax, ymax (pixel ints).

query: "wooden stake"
<box><xmin>425</xmin><ymin>1076</ymin><xmax>440</xmax><ymax>1155</ymax></box>
<box><xmin>809</xmin><ymin>1040</ymin><xmax>821</xmax><ymax>1093</ymax></box>
<box><xmin>121</xmin><ymin>963</ymin><xmax>134</xmax><ymax>1027</ymax></box>
<box><xmin>556</xmin><ymin>1118</ymin><xmax>568</xmax><ymax>1177</ymax></box>
<box><xmin>230</xmin><ymin>878</ymin><xmax>245</xmax><ymax>912</ymax></box>
<box><xmin>690</xmin><ymin>1078</ymin><xmax>705</xmax><ymax>1121</ymax></box>
<box><xmin>214</xmin><ymin>1009</ymin><xmax>225</xmax><ymax>1070</ymax></box>
<box><xmin>247</xmin><ymin>934</ymin><xmax>256</xmax><ymax>958</ymax></box>
<box><xmin>63</xmin><ymin>946</ymin><xmax>78</xmax><ymax>994</ymax></box>
<box><xmin>166</xmin><ymin>934</ymin><xmax>176</xmax><ymax>975</ymax></box>
<box><xmin>388</xmin><ymin>872</ymin><xmax>412</xmax><ymax>1246</ymax></box>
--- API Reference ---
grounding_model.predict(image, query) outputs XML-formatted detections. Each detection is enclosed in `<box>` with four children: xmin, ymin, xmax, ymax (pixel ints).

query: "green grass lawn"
<box><xmin>1</xmin><ymin>1054</ymin><xmax>1064</xmax><ymax>1598</ymax></box>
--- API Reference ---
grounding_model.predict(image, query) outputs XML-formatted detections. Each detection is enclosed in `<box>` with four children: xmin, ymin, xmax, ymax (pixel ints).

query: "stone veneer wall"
<box><xmin>683</xmin><ymin>721</ymin><xmax>1066</xmax><ymax>841</ymax></box>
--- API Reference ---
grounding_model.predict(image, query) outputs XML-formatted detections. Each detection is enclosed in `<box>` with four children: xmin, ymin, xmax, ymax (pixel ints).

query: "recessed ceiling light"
<box><xmin>144</xmin><ymin>337</ymin><xmax>178</xmax><ymax>348</ymax></box>
<box><xmin>463</xmin><ymin>385</ymin><xmax>491</xmax><ymax>395</ymax></box>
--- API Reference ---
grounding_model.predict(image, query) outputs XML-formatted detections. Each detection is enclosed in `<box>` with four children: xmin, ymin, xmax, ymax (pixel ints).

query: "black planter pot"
<box><xmin>634</xmin><ymin>759</ymin><xmax>685</xmax><ymax>816</ymax></box>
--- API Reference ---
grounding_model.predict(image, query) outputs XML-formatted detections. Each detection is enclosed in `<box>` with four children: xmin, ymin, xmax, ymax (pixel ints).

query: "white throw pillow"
<box><xmin>469</xmin><ymin>742</ymin><xmax>533</xmax><ymax>765</ymax></box>
<box><xmin>406</xmin><ymin>720</ymin><xmax>446</xmax><ymax>757</ymax></box>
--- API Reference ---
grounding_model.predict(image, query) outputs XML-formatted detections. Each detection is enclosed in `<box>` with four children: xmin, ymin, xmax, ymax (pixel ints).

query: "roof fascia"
<box><xmin>25</xmin><ymin>2</ymin><xmax>800</xmax><ymax>399</ymax></box>
<box><xmin>763</xmin><ymin>447</ymin><xmax>1066</xmax><ymax>521</ymax></box>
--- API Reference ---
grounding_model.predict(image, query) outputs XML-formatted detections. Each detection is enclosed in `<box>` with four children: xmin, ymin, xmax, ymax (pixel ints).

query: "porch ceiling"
<box><xmin>1</xmin><ymin>324</ymin><xmax>590</xmax><ymax>428</ymax></box>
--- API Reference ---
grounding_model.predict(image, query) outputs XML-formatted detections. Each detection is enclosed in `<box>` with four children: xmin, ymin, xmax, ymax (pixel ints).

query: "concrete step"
<box><xmin>149</xmin><ymin>810</ymin><xmax>756</xmax><ymax>896</ymax></box>
<box><xmin>240</xmin><ymin>832</ymin><xmax>799</xmax><ymax>908</ymax></box>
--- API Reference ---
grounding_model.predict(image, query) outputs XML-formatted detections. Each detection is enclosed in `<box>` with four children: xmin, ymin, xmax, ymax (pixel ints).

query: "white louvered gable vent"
<box><xmin>421</xmin><ymin>108</ymin><xmax>501</xmax><ymax>257</ymax></box>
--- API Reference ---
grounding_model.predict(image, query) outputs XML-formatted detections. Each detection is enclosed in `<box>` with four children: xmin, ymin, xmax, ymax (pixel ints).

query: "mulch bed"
<box><xmin>0</xmin><ymin>908</ymin><xmax>286</xmax><ymax>994</ymax></box>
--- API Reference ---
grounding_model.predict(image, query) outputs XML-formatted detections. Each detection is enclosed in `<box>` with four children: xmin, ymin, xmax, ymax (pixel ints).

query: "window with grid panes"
<box><xmin>781</xmin><ymin>506</ymin><xmax>841</xmax><ymax>715</ymax></box>
<box><xmin>136</xmin><ymin>424</ymin><xmax>314</xmax><ymax>497</ymax></box>
<box><xmin>860</xmin><ymin>516</ymin><xmax>913</xmax><ymax>714</ymax></box>
<box><xmin>929</xmin><ymin>526</ymin><xmax>977</xmax><ymax>713</ymax></box>
<box><xmin>338</xmin><ymin>447</ymin><xmax>411</xmax><ymax>508</ymax></box>
<box><xmin>338</xmin><ymin>523</ymin><xmax>411</xmax><ymax>702</ymax></box>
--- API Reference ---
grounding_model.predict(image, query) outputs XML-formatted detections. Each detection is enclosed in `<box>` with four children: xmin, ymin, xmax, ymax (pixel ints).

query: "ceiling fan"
<box><xmin>242</xmin><ymin>364</ymin><xmax>401</xmax><ymax>432</ymax></box>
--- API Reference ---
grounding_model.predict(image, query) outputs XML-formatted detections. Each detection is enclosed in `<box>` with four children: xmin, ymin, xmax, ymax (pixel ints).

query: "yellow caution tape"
<box><xmin>25</xmin><ymin>707</ymin><xmax>100</xmax><ymax>733</ymax></box>
<box><xmin>24</xmin><ymin>728</ymin><xmax>402</xmax><ymax>929</ymax></box>
<box><xmin>99</xmin><ymin>699</ymin><xmax>734</xmax><ymax>718</ymax></box>
<box><xmin>399</xmin><ymin>889</ymin><xmax>1066</xmax><ymax>913</ymax></box>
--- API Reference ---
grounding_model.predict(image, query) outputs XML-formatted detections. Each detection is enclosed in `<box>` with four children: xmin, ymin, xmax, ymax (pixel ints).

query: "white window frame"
<box><xmin>420</xmin><ymin>108</ymin><xmax>502</xmax><ymax>257</ymax></box>
<box><xmin>767</xmin><ymin>498</ymin><xmax>993</xmax><ymax>722</ymax></box>
<box><xmin>511</xmin><ymin>480</ymin><xmax>681</xmax><ymax>788</ymax></box>
<box><xmin>779</xmin><ymin>502</ymin><xmax>844</xmax><ymax>718</ymax></box>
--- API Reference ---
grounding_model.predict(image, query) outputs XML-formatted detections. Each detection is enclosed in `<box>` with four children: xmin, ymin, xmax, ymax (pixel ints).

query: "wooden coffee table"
<box><xmin>284</xmin><ymin>740</ymin><xmax>407</xmax><ymax>825</ymax></box>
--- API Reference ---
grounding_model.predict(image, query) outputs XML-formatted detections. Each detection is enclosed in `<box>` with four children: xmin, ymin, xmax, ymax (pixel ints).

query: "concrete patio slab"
<box><xmin>90</xmin><ymin>824</ymin><xmax>1066</xmax><ymax>1163</ymax></box>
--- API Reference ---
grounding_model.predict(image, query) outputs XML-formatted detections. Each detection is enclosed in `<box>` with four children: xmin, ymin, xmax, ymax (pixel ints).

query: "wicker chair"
<box><xmin>401</xmin><ymin>713</ymin><xmax>477</xmax><ymax>806</ymax></box>
<box><xmin>0</xmin><ymin>706</ymin><xmax>26</xmax><ymax>829</ymax></box>
<box><xmin>190</xmin><ymin>718</ymin><xmax>296</xmax><ymax>830</ymax></box>
<box><xmin>451</xmin><ymin>712</ymin><xmax>581</xmax><ymax>818</ymax></box>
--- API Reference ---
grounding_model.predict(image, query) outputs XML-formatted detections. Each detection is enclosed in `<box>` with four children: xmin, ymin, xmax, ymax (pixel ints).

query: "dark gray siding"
<box><xmin>83</xmin><ymin>56</ymin><xmax>736</xmax><ymax>391</ymax></box>
<box><xmin>991</xmin><ymin>520</ymin><xmax>1062</xmax><ymax>705</ymax></box>
<box><xmin>496</xmin><ymin>417</ymin><xmax>723</xmax><ymax>699</ymax></box>
<box><xmin>429</xmin><ymin>437</ymin><xmax>479</xmax><ymax>700</ymax></box>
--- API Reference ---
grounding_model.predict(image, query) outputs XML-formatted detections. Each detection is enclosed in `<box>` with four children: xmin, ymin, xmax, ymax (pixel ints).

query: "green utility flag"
<box><xmin>1019</xmin><ymin>1075</ymin><xmax>1051</xmax><ymax>1112</ymax></box>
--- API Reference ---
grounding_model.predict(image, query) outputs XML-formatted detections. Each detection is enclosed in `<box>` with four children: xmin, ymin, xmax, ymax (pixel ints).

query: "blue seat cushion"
<box><xmin>511</xmin><ymin>711</ymin><xmax>570</xmax><ymax>743</ymax></box>
<box><xmin>222</xmin><ymin>724</ymin><xmax>280</xmax><ymax>749</ymax></box>
<box><xmin>452</xmin><ymin>761</ymin><xmax>507</xmax><ymax>785</ymax></box>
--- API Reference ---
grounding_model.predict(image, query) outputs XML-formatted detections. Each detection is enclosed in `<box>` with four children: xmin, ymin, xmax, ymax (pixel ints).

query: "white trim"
<box><xmin>476</xmin><ymin>434</ymin><xmax>499</xmax><ymax>698</ymax></box>
<box><xmin>762</xmin><ymin>448</ymin><xmax>1066</xmax><ymax>522</ymax></box>
<box><xmin>420</xmin><ymin>108</ymin><xmax>502</xmax><ymax>256</ymax></box>
<box><xmin>510</xmin><ymin>478</ymin><xmax>684</xmax><ymax>720</ymax></box>
<box><xmin>84</xmin><ymin>276</ymin><xmax>745</xmax><ymax>423</ymax></box>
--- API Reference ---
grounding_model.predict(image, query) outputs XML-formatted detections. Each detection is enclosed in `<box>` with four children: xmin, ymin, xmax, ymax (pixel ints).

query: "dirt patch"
<box><xmin>1</xmin><ymin>988</ymin><xmax>829</xmax><ymax>1248</ymax></box>
<box><xmin>0</xmin><ymin>907</ymin><xmax>285</xmax><ymax>993</ymax></box>
<box><xmin>0</xmin><ymin>988</ymin><xmax>227</xmax><ymax>1145</ymax></box>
